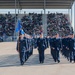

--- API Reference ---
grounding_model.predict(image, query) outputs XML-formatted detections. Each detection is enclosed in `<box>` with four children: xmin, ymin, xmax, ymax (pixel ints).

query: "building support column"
<box><xmin>74</xmin><ymin>1</ymin><xmax>75</xmax><ymax>35</ymax></box>
<box><xmin>14</xmin><ymin>0</ymin><xmax>17</xmax><ymax>41</ymax></box>
<box><xmin>43</xmin><ymin>0</ymin><xmax>47</xmax><ymax>36</ymax></box>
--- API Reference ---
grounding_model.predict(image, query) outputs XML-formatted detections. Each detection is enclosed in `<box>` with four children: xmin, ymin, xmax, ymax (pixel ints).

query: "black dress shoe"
<box><xmin>58</xmin><ymin>60</ymin><xmax>60</xmax><ymax>63</ymax></box>
<box><xmin>21</xmin><ymin>62</ymin><xmax>24</xmax><ymax>65</ymax></box>
<box><xmin>42</xmin><ymin>61</ymin><xmax>44</xmax><ymax>63</ymax></box>
<box><xmin>54</xmin><ymin>60</ymin><xmax>56</xmax><ymax>62</ymax></box>
<box><xmin>70</xmin><ymin>60</ymin><xmax>72</xmax><ymax>63</ymax></box>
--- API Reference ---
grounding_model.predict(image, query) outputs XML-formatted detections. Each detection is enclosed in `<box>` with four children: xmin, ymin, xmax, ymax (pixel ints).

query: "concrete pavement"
<box><xmin>0</xmin><ymin>42</ymin><xmax>75</xmax><ymax>75</ymax></box>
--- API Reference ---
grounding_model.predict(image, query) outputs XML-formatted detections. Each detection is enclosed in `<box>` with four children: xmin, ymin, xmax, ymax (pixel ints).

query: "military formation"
<box><xmin>61</xmin><ymin>33</ymin><xmax>75</xmax><ymax>63</ymax></box>
<box><xmin>49</xmin><ymin>33</ymin><xmax>75</xmax><ymax>63</ymax></box>
<box><xmin>16</xmin><ymin>31</ymin><xmax>34</xmax><ymax>65</ymax></box>
<box><xmin>16</xmin><ymin>31</ymin><xmax>75</xmax><ymax>65</ymax></box>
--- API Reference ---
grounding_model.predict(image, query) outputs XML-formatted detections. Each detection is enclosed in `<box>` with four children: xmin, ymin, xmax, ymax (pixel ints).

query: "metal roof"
<box><xmin>0</xmin><ymin>0</ymin><xmax>74</xmax><ymax>9</ymax></box>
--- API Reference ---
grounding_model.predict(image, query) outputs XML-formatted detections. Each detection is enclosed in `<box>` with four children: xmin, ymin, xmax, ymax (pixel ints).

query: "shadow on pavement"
<box><xmin>0</xmin><ymin>54</ymin><xmax>70</xmax><ymax>67</ymax></box>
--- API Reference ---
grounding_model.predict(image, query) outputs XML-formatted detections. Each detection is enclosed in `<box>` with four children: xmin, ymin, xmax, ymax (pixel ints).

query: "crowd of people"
<box><xmin>0</xmin><ymin>12</ymin><xmax>18</xmax><ymax>42</ymax></box>
<box><xmin>49</xmin><ymin>33</ymin><xmax>75</xmax><ymax>63</ymax></box>
<box><xmin>16</xmin><ymin>32</ymin><xmax>49</xmax><ymax>65</ymax></box>
<box><xmin>21</xmin><ymin>13</ymin><xmax>43</xmax><ymax>35</ymax></box>
<box><xmin>47</xmin><ymin>13</ymin><xmax>73</xmax><ymax>37</ymax></box>
<box><xmin>20</xmin><ymin>13</ymin><xmax>74</xmax><ymax>37</ymax></box>
<box><xmin>5</xmin><ymin>12</ymin><xmax>17</xmax><ymax>36</ymax></box>
<box><xmin>0</xmin><ymin>11</ymin><xmax>75</xmax><ymax>65</ymax></box>
<box><xmin>16</xmin><ymin>31</ymin><xmax>34</xmax><ymax>65</ymax></box>
<box><xmin>17</xmin><ymin>31</ymin><xmax>75</xmax><ymax>65</ymax></box>
<box><xmin>0</xmin><ymin>12</ymin><xmax>74</xmax><ymax>42</ymax></box>
<box><xmin>0</xmin><ymin>14</ymin><xmax>6</xmax><ymax>42</ymax></box>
